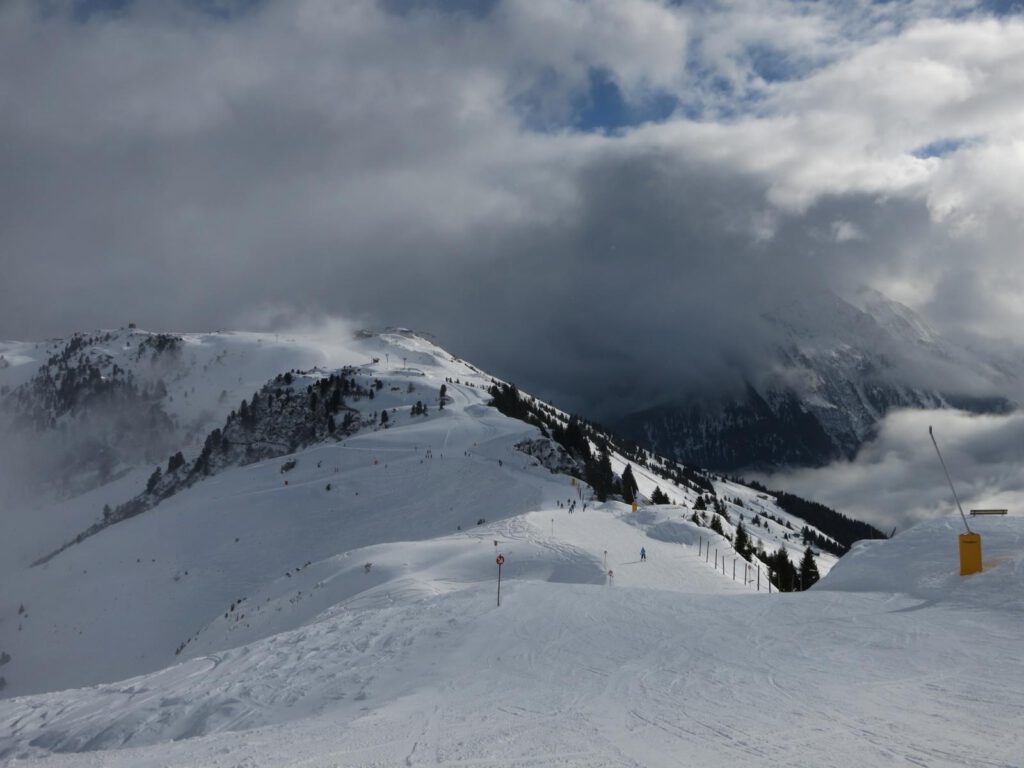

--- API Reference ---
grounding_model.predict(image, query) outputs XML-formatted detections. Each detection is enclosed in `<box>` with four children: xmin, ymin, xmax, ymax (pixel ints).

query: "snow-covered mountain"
<box><xmin>2</xmin><ymin>326</ymin><xmax>1019</xmax><ymax>767</ymax></box>
<box><xmin>615</xmin><ymin>289</ymin><xmax>1018</xmax><ymax>471</ymax></box>
<box><xmin>0</xmin><ymin>326</ymin><xmax>862</xmax><ymax>694</ymax></box>
<box><xmin>0</xmin><ymin>328</ymin><xmax>363</xmax><ymax>506</ymax></box>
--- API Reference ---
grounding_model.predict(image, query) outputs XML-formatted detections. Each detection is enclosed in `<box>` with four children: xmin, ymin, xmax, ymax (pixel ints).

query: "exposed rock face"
<box><xmin>515</xmin><ymin>437</ymin><xmax>582</xmax><ymax>475</ymax></box>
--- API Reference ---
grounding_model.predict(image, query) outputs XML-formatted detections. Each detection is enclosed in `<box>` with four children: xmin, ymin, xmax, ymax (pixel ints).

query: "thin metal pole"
<box><xmin>497</xmin><ymin>564</ymin><xmax>502</xmax><ymax>607</ymax></box>
<box><xmin>929</xmin><ymin>426</ymin><xmax>971</xmax><ymax>534</ymax></box>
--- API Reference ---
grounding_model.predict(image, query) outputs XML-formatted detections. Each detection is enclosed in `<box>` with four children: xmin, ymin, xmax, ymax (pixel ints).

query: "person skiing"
<box><xmin>640</xmin><ymin>547</ymin><xmax>647</xmax><ymax>562</ymax></box>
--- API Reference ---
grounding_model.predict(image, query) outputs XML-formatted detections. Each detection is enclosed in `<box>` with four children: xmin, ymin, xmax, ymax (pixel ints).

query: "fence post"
<box><xmin>714</xmin><ymin>549</ymin><xmax>718</xmax><ymax>569</ymax></box>
<box><xmin>757</xmin><ymin>567</ymin><xmax>760</xmax><ymax>591</ymax></box>
<box><xmin>732</xmin><ymin>558</ymin><xmax>736</xmax><ymax>581</ymax></box>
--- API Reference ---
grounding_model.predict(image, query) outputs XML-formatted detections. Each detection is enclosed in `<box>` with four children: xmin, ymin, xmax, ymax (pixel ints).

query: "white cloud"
<box><xmin>763</xmin><ymin>409</ymin><xmax>1024</xmax><ymax>532</ymax></box>
<box><xmin>832</xmin><ymin>220</ymin><xmax>863</xmax><ymax>242</ymax></box>
<box><xmin>0</xmin><ymin>0</ymin><xmax>1023</xmax><ymax>408</ymax></box>
<box><xmin>499</xmin><ymin>0</ymin><xmax>689</xmax><ymax>99</ymax></box>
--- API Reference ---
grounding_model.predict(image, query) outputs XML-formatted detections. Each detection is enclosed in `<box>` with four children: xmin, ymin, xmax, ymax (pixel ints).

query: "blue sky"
<box><xmin>912</xmin><ymin>137</ymin><xmax>980</xmax><ymax>159</ymax></box>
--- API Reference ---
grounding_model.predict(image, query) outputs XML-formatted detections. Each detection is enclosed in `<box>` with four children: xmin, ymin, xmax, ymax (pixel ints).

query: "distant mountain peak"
<box><xmin>618</xmin><ymin>288</ymin><xmax>1018</xmax><ymax>472</ymax></box>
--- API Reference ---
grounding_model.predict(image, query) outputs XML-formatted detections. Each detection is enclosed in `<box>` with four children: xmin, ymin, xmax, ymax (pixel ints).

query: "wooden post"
<box><xmin>732</xmin><ymin>558</ymin><xmax>736</xmax><ymax>580</ymax></box>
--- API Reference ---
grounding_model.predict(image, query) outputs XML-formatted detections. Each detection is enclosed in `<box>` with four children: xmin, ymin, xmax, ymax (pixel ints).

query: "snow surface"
<box><xmin>2</xmin><ymin>329</ymin><xmax>1021</xmax><ymax>767</ymax></box>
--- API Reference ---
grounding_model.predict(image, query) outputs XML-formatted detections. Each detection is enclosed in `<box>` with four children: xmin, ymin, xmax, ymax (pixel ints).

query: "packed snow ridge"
<box><xmin>0</xmin><ymin>328</ymin><xmax>1021</xmax><ymax>767</ymax></box>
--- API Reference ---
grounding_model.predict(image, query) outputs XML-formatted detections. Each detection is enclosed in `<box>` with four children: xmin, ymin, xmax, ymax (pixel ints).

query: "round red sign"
<box><xmin>496</xmin><ymin>555</ymin><xmax>505</xmax><ymax>565</ymax></box>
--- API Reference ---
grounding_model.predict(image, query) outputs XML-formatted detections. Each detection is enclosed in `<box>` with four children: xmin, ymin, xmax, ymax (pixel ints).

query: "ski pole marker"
<box><xmin>496</xmin><ymin>555</ymin><xmax>505</xmax><ymax>606</ymax></box>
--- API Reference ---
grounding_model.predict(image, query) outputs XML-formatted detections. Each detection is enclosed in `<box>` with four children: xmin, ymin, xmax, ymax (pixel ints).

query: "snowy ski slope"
<box><xmin>1</xmin><ymin>328</ymin><xmax>1022</xmax><ymax>766</ymax></box>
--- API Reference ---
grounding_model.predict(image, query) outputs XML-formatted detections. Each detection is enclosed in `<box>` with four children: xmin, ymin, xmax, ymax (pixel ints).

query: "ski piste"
<box><xmin>1</xmin><ymin>327</ymin><xmax>1021</xmax><ymax>766</ymax></box>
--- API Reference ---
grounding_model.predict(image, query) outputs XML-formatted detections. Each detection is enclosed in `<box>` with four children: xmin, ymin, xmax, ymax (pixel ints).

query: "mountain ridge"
<box><xmin>1</xmin><ymin>325</ymin><xmax>879</xmax><ymax>701</ymax></box>
<box><xmin>615</xmin><ymin>289</ymin><xmax>1019</xmax><ymax>471</ymax></box>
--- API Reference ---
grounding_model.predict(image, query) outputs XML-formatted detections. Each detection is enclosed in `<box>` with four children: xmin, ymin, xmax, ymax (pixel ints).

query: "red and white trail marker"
<box><xmin>496</xmin><ymin>554</ymin><xmax>505</xmax><ymax>606</ymax></box>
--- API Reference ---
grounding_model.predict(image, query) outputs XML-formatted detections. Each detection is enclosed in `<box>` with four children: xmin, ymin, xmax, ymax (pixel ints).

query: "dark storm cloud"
<box><xmin>1</xmin><ymin>0</ymin><xmax>1024</xmax><ymax>417</ymax></box>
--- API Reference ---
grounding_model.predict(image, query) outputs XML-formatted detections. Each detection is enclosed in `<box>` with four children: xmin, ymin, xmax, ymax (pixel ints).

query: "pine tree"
<box><xmin>621</xmin><ymin>464</ymin><xmax>639</xmax><ymax>503</ymax></box>
<box><xmin>710</xmin><ymin>514</ymin><xmax>725</xmax><ymax>536</ymax></box>
<box><xmin>651</xmin><ymin>486</ymin><xmax>670</xmax><ymax>505</ymax></box>
<box><xmin>167</xmin><ymin>451</ymin><xmax>185</xmax><ymax>473</ymax></box>
<box><xmin>146</xmin><ymin>466</ymin><xmax>162</xmax><ymax>494</ymax></box>
<box><xmin>799</xmin><ymin>546</ymin><xmax>820</xmax><ymax>590</ymax></box>
<box><xmin>769</xmin><ymin>547</ymin><xmax>796</xmax><ymax>592</ymax></box>
<box><xmin>439</xmin><ymin>383</ymin><xmax>447</xmax><ymax>410</ymax></box>
<box><xmin>587</xmin><ymin>446</ymin><xmax>615</xmax><ymax>502</ymax></box>
<box><xmin>734</xmin><ymin>521</ymin><xmax>750</xmax><ymax>558</ymax></box>
<box><xmin>714</xmin><ymin>499</ymin><xmax>730</xmax><ymax>523</ymax></box>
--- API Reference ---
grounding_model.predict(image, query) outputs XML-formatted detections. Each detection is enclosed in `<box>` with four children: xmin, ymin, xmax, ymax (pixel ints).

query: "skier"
<box><xmin>640</xmin><ymin>547</ymin><xmax>647</xmax><ymax>562</ymax></box>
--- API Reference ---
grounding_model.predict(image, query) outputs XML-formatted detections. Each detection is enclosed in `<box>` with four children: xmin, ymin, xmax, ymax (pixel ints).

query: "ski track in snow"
<box><xmin>4</xmin><ymin>533</ymin><xmax>1022</xmax><ymax>768</ymax></box>
<box><xmin>1</xmin><ymin>330</ymin><xmax>1022</xmax><ymax>767</ymax></box>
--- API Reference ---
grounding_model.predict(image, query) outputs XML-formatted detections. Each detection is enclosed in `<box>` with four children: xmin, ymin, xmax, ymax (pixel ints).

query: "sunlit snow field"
<box><xmin>1</xmin><ymin>330</ymin><xmax>1021</xmax><ymax>767</ymax></box>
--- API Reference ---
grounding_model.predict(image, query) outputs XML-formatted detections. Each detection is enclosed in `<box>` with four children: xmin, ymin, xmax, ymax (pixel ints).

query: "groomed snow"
<box><xmin>2</xmin><ymin>329</ymin><xmax>1021</xmax><ymax>767</ymax></box>
<box><xmin>4</xmin><ymin>529</ymin><xmax>1023</xmax><ymax>766</ymax></box>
